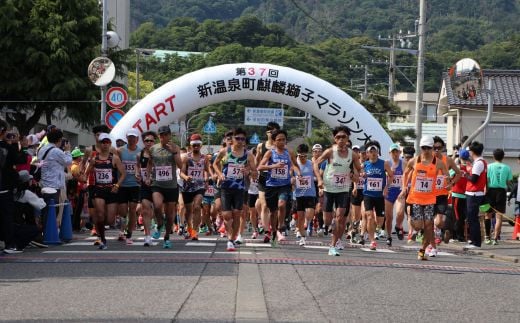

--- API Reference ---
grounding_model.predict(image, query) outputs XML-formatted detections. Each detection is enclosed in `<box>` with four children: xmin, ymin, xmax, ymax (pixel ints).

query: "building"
<box><xmin>438</xmin><ymin>69</ymin><xmax>520</xmax><ymax>173</ymax></box>
<box><xmin>393</xmin><ymin>92</ymin><xmax>439</xmax><ymax>123</ymax></box>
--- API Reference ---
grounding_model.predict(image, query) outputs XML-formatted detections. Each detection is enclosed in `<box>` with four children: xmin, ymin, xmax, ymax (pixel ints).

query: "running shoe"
<box><xmin>484</xmin><ymin>237</ymin><xmax>492</xmax><ymax>245</ymax></box>
<box><xmin>90</xmin><ymin>228</ymin><xmax>97</xmax><ymax>236</ymax></box>
<box><xmin>3</xmin><ymin>248</ymin><xmax>23</xmax><ymax>254</ymax></box>
<box><xmin>163</xmin><ymin>240</ymin><xmax>172</xmax><ymax>249</ymax></box>
<box><xmin>317</xmin><ymin>228</ymin><xmax>324</xmax><ymax>237</ymax></box>
<box><xmin>227</xmin><ymin>241</ymin><xmax>236</xmax><ymax>251</ymax></box>
<box><xmin>296</xmin><ymin>231</ymin><xmax>302</xmax><ymax>240</ymax></box>
<box><xmin>199</xmin><ymin>225</ymin><xmax>208</xmax><ymax>234</ymax></box>
<box><xmin>93</xmin><ymin>239</ymin><xmax>101</xmax><ymax>246</ymax></box>
<box><xmin>235</xmin><ymin>234</ymin><xmax>244</xmax><ymax>245</ymax></box>
<box><xmin>152</xmin><ymin>227</ymin><xmax>161</xmax><ymax>239</ymax></box>
<box><xmin>125</xmin><ymin>238</ymin><xmax>133</xmax><ymax>245</ymax></box>
<box><xmin>386</xmin><ymin>237</ymin><xmax>392</xmax><ymax>247</ymax></box>
<box><xmin>434</xmin><ymin>237</ymin><xmax>442</xmax><ymax>245</ymax></box>
<box><xmin>276</xmin><ymin>231</ymin><xmax>286</xmax><ymax>242</ymax></box>
<box><xmin>417</xmin><ymin>249</ymin><xmax>427</xmax><ymax>260</ymax></box>
<box><xmin>427</xmin><ymin>247</ymin><xmax>438</xmax><ymax>257</ymax></box>
<box><xmin>491</xmin><ymin>239</ymin><xmax>499</xmax><ymax>245</ymax></box>
<box><xmin>378</xmin><ymin>229</ymin><xmax>388</xmax><ymax>240</ymax></box>
<box><xmin>144</xmin><ymin>236</ymin><xmax>152</xmax><ymax>247</ymax></box>
<box><xmin>323</xmin><ymin>226</ymin><xmax>329</xmax><ymax>236</ymax></box>
<box><xmin>328</xmin><ymin>246</ymin><xmax>340</xmax><ymax>256</ymax></box>
<box><xmin>336</xmin><ymin>240</ymin><xmax>345</xmax><ymax>250</ymax></box>
<box><xmin>29</xmin><ymin>241</ymin><xmax>49</xmax><ymax>248</ymax></box>
<box><xmin>98</xmin><ymin>243</ymin><xmax>107</xmax><ymax>250</ymax></box>
<box><xmin>118</xmin><ymin>232</ymin><xmax>125</xmax><ymax>241</ymax></box>
<box><xmin>190</xmin><ymin>228</ymin><xmax>199</xmax><ymax>241</ymax></box>
<box><xmin>395</xmin><ymin>226</ymin><xmax>404</xmax><ymax>240</ymax></box>
<box><xmin>416</xmin><ymin>232</ymin><xmax>423</xmax><ymax>244</ymax></box>
<box><xmin>251</xmin><ymin>231</ymin><xmax>259</xmax><ymax>239</ymax></box>
<box><xmin>258</xmin><ymin>226</ymin><xmax>265</xmax><ymax>234</ymax></box>
<box><xmin>369</xmin><ymin>241</ymin><xmax>377</xmax><ymax>251</ymax></box>
<box><xmin>443</xmin><ymin>230</ymin><xmax>451</xmax><ymax>244</ymax></box>
<box><xmin>263</xmin><ymin>233</ymin><xmax>271</xmax><ymax>243</ymax></box>
<box><xmin>299</xmin><ymin>237</ymin><xmax>306</xmax><ymax>246</ymax></box>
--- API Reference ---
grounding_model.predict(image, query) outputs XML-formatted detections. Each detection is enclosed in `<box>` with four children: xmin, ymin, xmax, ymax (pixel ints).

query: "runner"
<box><xmin>145</xmin><ymin>125</ymin><xmax>183</xmax><ymax>249</ymax></box>
<box><xmin>135</xmin><ymin>131</ymin><xmax>157</xmax><ymax>246</ymax></box>
<box><xmin>314</xmin><ymin>126</ymin><xmax>361</xmax><ymax>256</ymax></box>
<box><xmin>247</xmin><ymin>148</ymin><xmax>260</xmax><ymax>239</ymax></box>
<box><xmin>83</xmin><ymin>133</ymin><xmax>126</xmax><ymax>250</ymax></box>
<box><xmin>293</xmin><ymin>144</ymin><xmax>319</xmax><ymax>246</ymax></box>
<box><xmin>311</xmin><ymin>144</ymin><xmax>325</xmax><ymax>237</ymax></box>
<box><xmin>117</xmin><ymin>129</ymin><xmax>142</xmax><ymax>245</ymax></box>
<box><xmin>351</xmin><ymin>145</ymin><xmax>367</xmax><ymax>244</ymax></box>
<box><xmin>180</xmin><ymin>133</ymin><xmax>211</xmax><ymax>241</ymax></box>
<box><xmin>400</xmin><ymin>135</ymin><xmax>449</xmax><ymax>260</ymax></box>
<box><xmin>258</xmin><ymin>129</ymin><xmax>301</xmax><ymax>244</ymax></box>
<box><xmin>484</xmin><ymin>148</ymin><xmax>512</xmax><ymax>245</ymax></box>
<box><xmin>451</xmin><ymin>148</ymin><xmax>470</xmax><ymax>243</ymax></box>
<box><xmin>361</xmin><ymin>141</ymin><xmax>393</xmax><ymax>250</ymax></box>
<box><xmin>213</xmin><ymin>131</ymin><xmax>234</xmax><ymax>237</ymax></box>
<box><xmin>201</xmin><ymin>153</ymin><xmax>217</xmax><ymax>236</ymax></box>
<box><xmin>384</xmin><ymin>143</ymin><xmax>403</xmax><ymax>246</ymax></box>
<box><xmin>400</xmin><ymin>146</ymin><xmax>415</xmax><ymax>243</ymax></box>
<box><xmin>256</xmin><ymin>122</ymin><xmax>280</xmax><ymax>242</ymax></box>
<box><xmin>213</xmin><ymin>128</ymin><xmax>257</xmax><ymax>251</ymax></box>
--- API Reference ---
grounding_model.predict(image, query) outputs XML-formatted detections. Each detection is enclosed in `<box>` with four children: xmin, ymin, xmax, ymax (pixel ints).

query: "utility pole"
<box><xmin>414</xmin><ymin>0</ymin><xmax>427</xmax><ymax>152</ymax></box>
<box><xmin>349</xmin><ymin>65</ymin><xmax>370</xmax><ymax>100</ymax></box>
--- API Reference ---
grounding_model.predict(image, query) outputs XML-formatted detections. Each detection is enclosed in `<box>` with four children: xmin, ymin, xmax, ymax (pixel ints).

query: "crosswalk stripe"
<box><xmin>185</xmin><ymin>242</ymin><xmax>216</xmax><ymax>247</ymax></box>
<box><xmin>245</xmin><ymin>243</ymin><xmax>272</xmax><ymax>248</ymax></box>
<box><xmin>43</xmin><ymin>250</ymin><xmax>252</xmax><ymax>254</ymax></box>
<box><xmin>360</xmin><ymin>248</ymin><xmax>396</xmax><ymax>253</ymax></box>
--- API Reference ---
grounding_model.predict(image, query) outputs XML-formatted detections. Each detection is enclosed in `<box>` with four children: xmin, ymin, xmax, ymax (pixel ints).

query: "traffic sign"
<box><xmin>105</xmin><ymin>109</ymin><xmax>125</xmax><ymax>129</ymax></box>
<box><xmin>203</xmin><ymin>119</ymin><xmax>216</xmax><ymax>134</ymax></box>
<box><xmin>250</xmin><ymin>132</ymin><xmax>260</xmax><ymax>144</ymax></box>
<box><xmin>244</xmin><ymin>107</ymin><xmax>284</xmax><ymax>127</ymax></box>
<box><xmin>106</xmin><ymin>87</ymin><xmax>128</xmax><ymax>109</ymax></box>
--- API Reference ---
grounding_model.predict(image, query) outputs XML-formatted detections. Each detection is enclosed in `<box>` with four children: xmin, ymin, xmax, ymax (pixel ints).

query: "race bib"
<box><xmin>155</xmin><ymin>165</ymin><xmax>173</xmax><ymax>181</ymax></box>
<box><xmin>271</xmin><ymin>165</ymin><xmax>288</xmax><ymax>179</ymax></box>
<box><xmin>205</xmin><ymin>185</ymin><xmax>215</xmax><ymax>197</ymax></box>
<box><xmin>123</xmin><ymin>161</ymin><xmax>137</xmax><ymax>175</ymax></box>
<box><xmin>226</xmin><ymin>163</ymin><xmax>244</xmax><ymax>179</ymax></box>
<box><xmin>188</xmin><ymin>165</ymin><xmax>204</xmax><ymax>180</ymax></box>
<box><xmin>333</xmin><ymin>173</ymin><xmax>349</xmax><ymax>188</ymax></box>
<box><xmin>367</xmin><ymin>177</ymin><xmax>383</xmax><ymax>191</ymax></box>
<box><xmin>436</xmin><ymin>175</ymin><xmax>445</xmax><ymax>190</ymax></box>
<box><xmin>95</xmin><ymin>168</ymin><xmax>112</xmax><ymax>184</ymax></box>
<box><xmin>296</xmin><ymin>176</ymin><xmax>312</xmax><ymax>189</ymax></box>
<box><xmin>140</xmin><ymin>169</ymin><xmax>148</xmax><ymax>179</ymax></box>
<box><xmin>414</xmin><ymin>176</ymin><xmax>433</xmax><ymax>193</ymax></box>
<box><xmin>390</xmin><ymin>175</ymin><xmax>402</xmax><ymax>188</ymax></box>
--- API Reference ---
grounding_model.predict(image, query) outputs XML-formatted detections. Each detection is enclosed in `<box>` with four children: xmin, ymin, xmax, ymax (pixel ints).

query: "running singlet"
<box><xmin>323</xmin><ymin>146</ymin><xmax>352</xmax><ymax>193</ymax></box>
<box><xmin>138</xmin><ymin>150</ymin><xmax>150</xmax><ymax>188</ymax></box>
<box><xmin>363</xmin><ymin>158</ymin><xmax>386</xmax><ymax>198</ymax></box>
<box><xmin>295</xmin><ymin>159</ymin><xmax>316</xmax><ymax>197</ymax></box>
<box><xmin>119</xmin><ymin>146</ymin><xmax>141</xmax><ymax>187</ymax></box>
<box><xmin>406</xmin><ymin>156</ymin><xmax>438</xmax><ymax>205</ymax></box>
<box><xmin>266</xmin><ymin>148</ymin><xmax>291</xmax><ymax>187</ymax></box>
<box><xmin>184</xmin><ymin>152</ymin><xmax>206</xmax><ymax>192</ymax></box>
<box><xmin>435</xmin><ymin>155</ymin><xmax>449</xmax><ymax>196</ymax></box>
<box><xmin>388</xmin><ymin>159</ymin><xmax>403</xmax><ymax>193</ymax></box>
<box><xmin>149</xmin><ymin>144</ymin><xmax>177</xmax><ymax>189</ymax></box>
<box><xmin>93</xmin><ymin>153</ymin><xmax>118</xmax><ymax>189</ymax></box>
<box><xmin>221</xmin><ymin>148</ymin><xmax>248</xmax><ymax>190</ymax></box>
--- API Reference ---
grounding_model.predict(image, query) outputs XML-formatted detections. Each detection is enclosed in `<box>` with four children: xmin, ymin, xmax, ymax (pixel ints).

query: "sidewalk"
<box><xmin>443</xmin><ymin>223</ymin><xmax>520</xmax><ymax>264</ymax></box>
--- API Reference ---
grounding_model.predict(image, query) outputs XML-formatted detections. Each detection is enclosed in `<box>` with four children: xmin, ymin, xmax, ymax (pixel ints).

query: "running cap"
<box><xmin>98</xmin><ymin>133</ymin><xmax>111</xmax><ymax>142</ymax></box>
<box><xmin>312</xmin><ymin>144</ymin><xmax>323</xmax><ymax>151</ymax></box>
<box><xmin>190</xmin><ymin>133</ymin><xmax>203</xmax><ymax>145</ymax></box>
<box><xmin>419</xmin><ymin>135</ymin><xmax>434</xmax><ymax>148</ymax></box>
<box><xmin>126</xmin><ymin>129</ymin><xmax>140</xmax><ymax>137</ymax></box>
<box><xmin>158</xmin><ymin>125</ymin><xmax>171</xmax><ymax>134</ymax></box>
<box><xmin>352</xmin><ymin>145</ymin><xmax>360</xmax><ymax>150</ymax></box>
<box><xmin>388</xmin><ymin>143</ymin><xmax>400</xmax><ymax>152</ymax></box>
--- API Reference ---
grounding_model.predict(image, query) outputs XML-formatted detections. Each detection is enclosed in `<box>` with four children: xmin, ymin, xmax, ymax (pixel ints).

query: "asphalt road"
<box><xmin>1</xmin><ymin>229</ymin><xmax>519</xmax><ymax>322</ymax></box>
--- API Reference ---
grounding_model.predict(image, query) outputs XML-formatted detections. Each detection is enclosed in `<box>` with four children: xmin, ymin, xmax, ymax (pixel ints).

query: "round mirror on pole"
<box><xmin>449</xmin><ymin>58</ymin><xmax>483</xmax><ymax>100</ymax></box>
<box><xmin>87</xmin><ymin>57</ymin><xmax>116</xmax><ymax>87</ymax></box>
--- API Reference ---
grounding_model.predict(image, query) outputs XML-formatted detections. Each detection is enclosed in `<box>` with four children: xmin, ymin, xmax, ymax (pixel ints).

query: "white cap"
<box><xmin>27</xmin><ymin>134</ymin><xmax>40</xmax><ymax>146</ymax></box>
<box><xmin>352</xmin><ymin>145</ymin><xmax>360</xmax><ymax>150</ymax></box>
<box><xmin>98</xmin><ymin>133</ymin><xmax>111</xmax><ymax>142</ymax></box>
<box><xmin>126</xmin><ymin>128</ymin><xmax>140</xmax><ymax>137</ymax></box>
<box><xmin>312</xmin><ymin>144</ymin><xmax>323</xmax><ymax>151</ymax></box>
<box><xmin>419</xmin><ymin>135</ymin><xmax>434</xmax><ymax>148</ymax></box>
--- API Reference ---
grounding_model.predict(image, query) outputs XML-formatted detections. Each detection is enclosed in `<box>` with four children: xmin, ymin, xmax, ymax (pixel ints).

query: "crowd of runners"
<box><xmin>2</xmin><ymin>120</ymin><xmax>520</xmax><ymax>260</ymax></box>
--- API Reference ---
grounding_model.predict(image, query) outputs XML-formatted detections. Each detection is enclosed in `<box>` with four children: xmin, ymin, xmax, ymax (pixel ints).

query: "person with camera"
<box><xmin>36</xmin><ymin>128</ymin><xmax>72</xmax><ymax>234</ymax></box>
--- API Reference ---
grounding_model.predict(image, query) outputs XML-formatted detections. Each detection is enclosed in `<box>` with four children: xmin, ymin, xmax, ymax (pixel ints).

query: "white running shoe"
<box><xmin>227</xmin><ymin>241</ymin><xmax>236</xmax><ymax>251</ymax></box>
<box><xmin>427</xmin><ymin>247</ymin><xmax>438</xmax><ymax>257</ymax></box>
<box><xmin>296</xmin><ymin>231</ymin><xmax>302</xmax><ymax>240</ymax></box>
<box><xmin>317</xmin><ymin>229</ymin><xmax>324</xmax><ymax>237</ymax></box>
<box><xmin>299</xmin><ymin>237</ymin><xmax>306</xmax><ymax>246</ymax></box>
<box><xmin>335</xmin><ymin>240</ymin><xmax>345</xmax><ymax>250</ymax></box>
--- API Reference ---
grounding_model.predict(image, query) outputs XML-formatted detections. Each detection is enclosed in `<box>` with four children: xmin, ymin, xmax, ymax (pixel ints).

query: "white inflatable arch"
<box><xmin>111</xmin><ymin>63</ymin><xmax>392</xmax><ymax>152</ymax></box>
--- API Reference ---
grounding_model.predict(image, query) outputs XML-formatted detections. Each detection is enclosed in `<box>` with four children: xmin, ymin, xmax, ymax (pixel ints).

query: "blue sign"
<box><xmin>250</xmin><ymin>132</ymin><xmax>260</xmax><ymax>144</ymax></box>
<box><xmin>105</xmin><ymin>109</ymin><xmax>125</xmax><ymax>129</ymax></box>
<box><xmin>203</xmin><ymin>119</ymin><xmax>216</xmax><ymax>134</ymax></box>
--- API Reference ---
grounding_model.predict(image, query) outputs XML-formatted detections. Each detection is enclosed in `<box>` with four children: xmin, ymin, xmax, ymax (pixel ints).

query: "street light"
<box><xmin>181</xmin><ymin>111</ymin><xmax>216</xmax><ymax>147</ymax></box>
<box><xmin>135</xmin><ymin>48</ymin><xmax>155</xmax><ymax>101</ymax></box>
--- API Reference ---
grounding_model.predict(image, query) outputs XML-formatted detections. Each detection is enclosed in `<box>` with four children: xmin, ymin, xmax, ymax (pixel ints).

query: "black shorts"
<box><xmin>248</xmin><ymin>193</ymin><xmax>258</xmax><ymax>208</ymax></box>
<box><xmin>221</xmin><ymin>188</ymin><xmax>245</xmax><ymax>211</ymax></box>
<box><xmin>363</xmin><ymin>196</ymin><xmax>385</xmax><ymax>217</ymax></box>
<box><xmin>117</xmin><ymin>186</ymin><xmax>140</xmax><ymax>204</ymax></box>
<box><xmin>140</xmin><ymin>186</ymin><xmax>153</xmax><ymax>202</ymax></box>
<box><xmin>351</xmin><ymin>190</ymin><xmax>364</xmax><ymax>206</ymax></box>
<box><xmin>257</xmin><ymin>172</ymin><xmax>268</xmax><ymax>192</ymax></box>
<box><xmin>265</xmin><ymin>185</ymin><xmax>292</xmax><ymax>212</ymax></box>
<box><xmin>182</xmin><ymin>189</ymin><xmax>205</xmax><ymax>204</ymax></box>
<box><xmin>92</xmin><ymin>187</ymin><xmax>118</xmax><ymax>204</ymax></box>
<box><xmin>486</xmin><ymin>187</ymin><xmax>507</xmax><ymax>214</ymax></box>
<box><xmin>151</xmin><ymin>186</ymin><xmax>179</xmax><ymax>203</ymax></box>
<box><xmin>435</xmin><ymin>195</ymin><xmax>449</xmax><ymax>215</ymax></box>
<box><xmin>214</xmin><ymin>186</ymin><xmax>221</xmax><ymax>199</ymax></box>
<box><xmin>296</xmin><ymin>196</ymin><xmax>316</xmax><ymax>211</ymax></box>
<box><xmin>323</xmin><ymin>191</ymin><xmax>351</xmax><ymax>213</ymax></box>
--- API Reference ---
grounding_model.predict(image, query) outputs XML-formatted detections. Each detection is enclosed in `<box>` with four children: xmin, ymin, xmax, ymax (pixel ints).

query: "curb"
<box><xmin>442</xmin><ymin>244</ymin><xmax>520</xmax><ymax>264</ymax></box>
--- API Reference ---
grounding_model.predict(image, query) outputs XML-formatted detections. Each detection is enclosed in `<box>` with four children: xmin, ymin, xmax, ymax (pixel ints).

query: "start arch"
<box><xmin>111</xmin><ymin>63</ymin><xmax>392</xmax><ymax>152</ymax></box>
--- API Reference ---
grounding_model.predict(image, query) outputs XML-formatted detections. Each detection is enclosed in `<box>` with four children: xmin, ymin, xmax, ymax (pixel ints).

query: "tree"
<box><xmin>0</xmin><ymin>0</ymin><xmax>102</xmax><ymax>134</ymax></box>
<box><xmin>127</xmin><ymin>72</ymin><xmax>155</xmax><ymax>102</ymax></box>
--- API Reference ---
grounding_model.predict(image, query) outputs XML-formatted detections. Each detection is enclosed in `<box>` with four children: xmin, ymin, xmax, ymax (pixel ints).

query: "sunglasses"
<box><xmin>144</xmin><ymin>139</ymin><xmax>155</xmax><ymax>143</ymax></box>
<box><xmin>421</xmin><ymin>146</ymin><xmax>432</xmax><ymax>150</ymax></box>
<box><xmin>226</xmin><ymin>137</ymin><xmax>233</xmax><ymax>141</ymax></box>
<box><xmin>192</xmin><ymin>143</ymin><xmax>201</xmax><ymax>147</ymax></box>
<box><xmin>101</xmin><ymin>140</ymin><xmax>111</xmax><ymax>144</ymax></box>
<box><xmin>234</xmin><ymin>136</ymin><xmax>246</xmax><ymax>141</ymax></box>
<box><xmin>297</xmin><ymin>154</ymin><xmax>307</xmax><ymax>157</ymax></box>
<box><xmin>335</xmin><ymin>135</ymin><xmax>347</xmax><ymax>139</ymax></box>
<box><xmin>433</xmin><ymin>146</ymin><xmax>442</xmax><ymax>151</ymax></box>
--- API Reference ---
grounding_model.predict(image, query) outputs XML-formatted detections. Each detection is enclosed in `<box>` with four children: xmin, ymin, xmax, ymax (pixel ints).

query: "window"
<box><xmin>484</xmin><ymin>124</ymin><xmax>520</xmax><ymax>153</ymax></box>
<box><xmin>422</xmin><ymin>104</ymin><xmax>437</xmax><ymax>121</ymax></box>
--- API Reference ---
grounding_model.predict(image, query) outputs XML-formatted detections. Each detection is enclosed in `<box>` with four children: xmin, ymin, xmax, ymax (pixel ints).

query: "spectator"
<box><xmin>37</xmin><ymin>128</ymin><xmax>72</xmax><ymax>232</ymax></box>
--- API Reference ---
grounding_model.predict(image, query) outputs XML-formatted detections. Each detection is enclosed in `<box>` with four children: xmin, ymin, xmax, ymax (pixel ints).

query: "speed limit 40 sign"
<box><xmin>106</xmin><ymin>87</ymin><xmax>128</xmax><ymax>109</ymax></box>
